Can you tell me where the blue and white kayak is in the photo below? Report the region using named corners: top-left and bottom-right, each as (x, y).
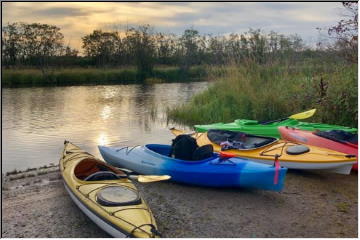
top-left (98, 144), bottom-right (287, 191)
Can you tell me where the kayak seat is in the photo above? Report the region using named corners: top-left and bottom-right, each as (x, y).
top-left (84, 171), bottom-right (121, 181)
top-left (192, 144), bottom-right (213, 161)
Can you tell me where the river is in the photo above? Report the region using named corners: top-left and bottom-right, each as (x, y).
top-left (2, 82), bottom-right (208, 172)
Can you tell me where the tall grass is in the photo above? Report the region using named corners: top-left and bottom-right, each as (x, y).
top-left (168, 61), bottom-right (358, 128)
top-left (2, 66), bottom-right (210, 87)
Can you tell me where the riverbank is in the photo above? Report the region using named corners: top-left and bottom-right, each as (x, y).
top-left (168, 62), bottom-right (358, 128)
top-left (2, 166), bottom-right (357, 237)
top-left (2, 66), bottom-right (209, 87)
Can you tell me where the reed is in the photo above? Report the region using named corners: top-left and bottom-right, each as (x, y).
top-left (168, 61), bottom-right (358, 128)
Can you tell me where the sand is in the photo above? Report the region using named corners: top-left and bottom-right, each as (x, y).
top-left (1, 167), bottom-right (358, 238)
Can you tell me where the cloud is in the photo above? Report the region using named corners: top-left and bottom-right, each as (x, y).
top-left (32, 7), bottom-right (92, 18)
top-left (2, 2), bottom-right (344, 49)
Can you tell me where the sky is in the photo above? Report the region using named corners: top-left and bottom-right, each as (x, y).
top-left (2, 2), bottom-right (345, 51)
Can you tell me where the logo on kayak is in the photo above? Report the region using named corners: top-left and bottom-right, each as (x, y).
top-left (289, 132), bottom-right (308, 142)
top-left (141, 160), bottom-right (156, 166)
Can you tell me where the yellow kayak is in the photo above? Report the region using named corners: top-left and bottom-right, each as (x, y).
top-left (170, 128), bottom-right (356, 175)
top-left (60, 141), bottom-right (160, 238)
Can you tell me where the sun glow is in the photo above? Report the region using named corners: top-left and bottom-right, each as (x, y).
top-left (97, 132), bottom-right (110, 146)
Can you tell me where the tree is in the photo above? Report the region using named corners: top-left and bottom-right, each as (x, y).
top-left (82, 30), bottom-right (122, 66)
top-left (2, 23), bottom-right (21, 65)
top-left (125, 25), bottom-right (156, 78)
top-left (155, 33), bottom-right (177, 64)
top-left (2, 22), bottom-right (64, 70)
top-left (180, 29), bottom-right (201, 71)
top-left (328, 2), bottom-right (358, 63)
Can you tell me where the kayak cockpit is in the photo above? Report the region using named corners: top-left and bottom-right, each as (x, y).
top-left (314, 130), bottom-right (358, 145)
top-left (74, 158), bottom-right (127, 181)
top-left (145, 144), bottom-right (217, 163)
top-left (207, 129), bottom-right (278, 150)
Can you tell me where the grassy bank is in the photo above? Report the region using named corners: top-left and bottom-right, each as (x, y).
top-left (168, 62), bottom-right (358, 128)
top-left (2, 66), bottom-right (209, 87)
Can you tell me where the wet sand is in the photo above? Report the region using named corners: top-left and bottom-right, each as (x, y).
top-left (2, 167), bottom-right (358, 238)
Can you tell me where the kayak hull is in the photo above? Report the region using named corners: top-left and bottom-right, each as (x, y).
top-left (170, 128), bottom-right (356, 175)
top-left (279, 127), bottom-right (358, 171)
top-left (99, 144), bottom-right (287, 191)
top-left (63, 183), bottom-right (127, 238)
top-left (60, 141), bottom-right (159, 238)
top-left (194, 118), bottom-right (357, 138)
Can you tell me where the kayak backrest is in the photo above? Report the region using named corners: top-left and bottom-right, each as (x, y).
top-left (84, 171), bottom-right (121, 181)
top-left (192, 144), bottom-right (214, 161)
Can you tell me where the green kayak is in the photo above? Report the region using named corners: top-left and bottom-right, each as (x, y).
top-left (194, 118), bottom-right (358, 138)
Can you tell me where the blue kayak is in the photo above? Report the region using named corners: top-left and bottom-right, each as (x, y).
top-left (98, 144), bottom-right (287, 191)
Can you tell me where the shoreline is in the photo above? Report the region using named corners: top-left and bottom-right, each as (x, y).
top-left (2, 66), bottom-right (208, 88)
top-left (2, 166), bottom-right (358, 237)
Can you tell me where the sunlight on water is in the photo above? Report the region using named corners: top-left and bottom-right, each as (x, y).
top-left (97, 132), bottom-right (110, 146)
top-left (100, 105), bottom-right (112, 120)
top-left (2, 82), bottom-right (208, 172)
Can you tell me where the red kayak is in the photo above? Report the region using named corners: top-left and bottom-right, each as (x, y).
top-left (279, 126), bottom-right (358, 171)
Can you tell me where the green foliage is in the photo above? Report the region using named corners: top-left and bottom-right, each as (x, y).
top-left (168, 62), bottom-right (358, 128)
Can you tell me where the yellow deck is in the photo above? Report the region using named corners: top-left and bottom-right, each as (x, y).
top-left (59, 142), bottom-right (158, 238)
top-left (170, 128), bottom-right (356, 164)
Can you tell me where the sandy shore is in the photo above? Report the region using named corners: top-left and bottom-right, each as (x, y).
top-left (2, 167), bottom-right (358, 238)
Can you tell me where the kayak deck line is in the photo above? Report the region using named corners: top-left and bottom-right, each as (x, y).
top-left (258, 141), bottom-right (356, 163)
top-left (75, 183), bottom-right (157, 237)
top-left (62, 172), bottom-right (158, 238)
top-left (60, 141), bottom-right (160, 238)
top-left (63, 183), bottom-right (128, 238)
top-left (99, 144), bottom-right (288, 191)
top-left (170, 128), bottom-right (356, 174)
top-left (278, 126), bottom-right (358, 171)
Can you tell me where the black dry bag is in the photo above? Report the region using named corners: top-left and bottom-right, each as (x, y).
top-left (170, 134), bottom-right (198, 160)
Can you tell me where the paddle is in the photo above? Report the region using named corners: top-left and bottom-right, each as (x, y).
top-left (130, 175), bottom-right (171, 183)
top-left (117, 168), bottom-right (171, 183)
top-left (260, 109), bottom-right (316, 125)
top-left (289, 109), bottom-right (316, 120)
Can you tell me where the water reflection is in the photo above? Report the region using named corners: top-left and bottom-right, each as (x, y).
top-left (100, 105), bottom-right (112, 120)
top-left (97, 132), bottom-right (110, 146)
top-left (2, 82), bottom-right (208, 172)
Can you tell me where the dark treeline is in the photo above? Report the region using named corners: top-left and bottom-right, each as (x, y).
top-left (2, 23), bottom-right (309, 68)
top-left (2, 2), bottom-right (357, 79)
top-left (1, 23), bottom-right (337, 75)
